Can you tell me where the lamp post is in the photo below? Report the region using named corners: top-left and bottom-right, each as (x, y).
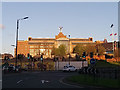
top-left (110, 24), bottom-right (114, 56)
top-left (68, 35), bottom-right (70, 65)
top-left (11, 45), bottom-right (15, 47)
top-left (15, 16), bottom-right (28, 66)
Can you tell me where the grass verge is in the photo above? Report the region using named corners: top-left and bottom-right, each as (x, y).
top-left (66, 74), bottom-right (120, 88)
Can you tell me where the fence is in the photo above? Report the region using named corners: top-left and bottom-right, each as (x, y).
top-left (96, 67), bottom-right (120, 79)
top-left (4, 61), bottom-right (88, 71)
top-left (7, 61), bottom-right (55, 71)
top-left (80, 67), bottom-right (120, 79)
top-left (55, 61), bottom-right (88, 70)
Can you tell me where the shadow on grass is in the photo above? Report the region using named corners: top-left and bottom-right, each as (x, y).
top-left (66, 74), bottom-right (120, 88)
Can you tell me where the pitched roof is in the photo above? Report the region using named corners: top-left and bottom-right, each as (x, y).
top-left (55, 32), bottom-right (67, 39)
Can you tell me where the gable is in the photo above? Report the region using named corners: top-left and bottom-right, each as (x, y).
top-left (55, 32), bottom-right (68, 40)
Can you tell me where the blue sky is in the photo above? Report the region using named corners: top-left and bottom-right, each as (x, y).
top-left (2, 2), bottom-right (118, 55)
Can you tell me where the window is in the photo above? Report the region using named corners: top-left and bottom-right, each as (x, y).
top-left (64, 66), bottom-right (68, 69)
top-left (45, 49), bottom-right (48, 55)
top-left (40, 46), bottom-right (44, 48)
top-left (35, 46), bottom-right (39, 48)
top-left (28, 37), bottom-right (32, 41)
top-left (30, 49), bottom-right (34, 55)
top-left (49, 46), bottom-right (53, 48)
top-left (49, 49), bottom-right (52, 55)
top-left (40, 49), bottom-right (45, 53)
top-left (30, 46), bottom-right (34, 48)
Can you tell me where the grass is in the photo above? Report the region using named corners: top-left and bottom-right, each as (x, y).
top-left (89, 60), bottom-right (120, 68)
top-left (110, 61), bottom-right (120, 66)
top-left (66, 74), bottom-right (120, 88)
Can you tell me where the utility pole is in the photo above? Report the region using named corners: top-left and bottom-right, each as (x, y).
top-left (110, 24), bottom-right (114, 57)
top-left (68, 35), bottom-right (70, 65)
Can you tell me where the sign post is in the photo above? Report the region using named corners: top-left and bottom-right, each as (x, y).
top-left (90, 58), bottom-right (97, 79)
top-left (41, 55), bottom-right (43, 64)
top-left (27, 53), bottom-right (30, 60)
top-left (90, 58), bottom-right (96, 65)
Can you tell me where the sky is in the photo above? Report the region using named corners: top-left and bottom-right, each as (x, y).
top-left (1, 2), bottom-right (118, 55)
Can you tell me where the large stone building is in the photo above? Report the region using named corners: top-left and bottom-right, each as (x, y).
top-left (15, 31), bottom-right (94, 58)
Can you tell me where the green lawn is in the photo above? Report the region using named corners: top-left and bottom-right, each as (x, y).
top-left (90, 60), bottom-right (120, 68)
top-left (66, 74), bottom-right (120, 88)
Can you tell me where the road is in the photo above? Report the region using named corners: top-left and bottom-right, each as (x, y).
top-left (2, 70), bottom-right (83, 88)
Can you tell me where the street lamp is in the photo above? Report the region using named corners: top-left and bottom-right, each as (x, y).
top-left (68, 35), bottom-right (70, 65)
top-left (11, 45), bottom-right (15, 47)
top-left (15, 16), bottom-right (28, 66)
top-left (110, 24), bottom-right (114, 56)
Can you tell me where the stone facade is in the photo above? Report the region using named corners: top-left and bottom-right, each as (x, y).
top-left (15, 31), bottom-right (94, 58)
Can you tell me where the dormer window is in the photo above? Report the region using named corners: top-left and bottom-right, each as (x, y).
top-left (28, 37), bottom-right (32, 41)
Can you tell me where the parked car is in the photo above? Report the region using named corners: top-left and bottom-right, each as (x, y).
top-left (63, 65), bottom-right (77, 72)
top-left (2, 64), bottom-right (22, 73)
top-left (2, 62), bottom-right (9, 73)
top-left (15, 65), bottom-right (22, 72)
top-left (2, 65), bottom-right (9, 73)
top-left (8, 64), bottom-right (16, 72)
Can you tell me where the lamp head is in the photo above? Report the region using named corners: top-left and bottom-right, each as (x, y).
top-left (23, 17), bottom-right (29, 19)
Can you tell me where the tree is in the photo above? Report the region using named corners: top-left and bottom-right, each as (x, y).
top-left (97, 45), bottom-right (105, 56)
top-left (58, 44), bottom-right (66, 57)
top-left (51, 46), bottom-right (59, 56)
top-left (55, 48), bottom-right (60, 56)
top-left (85, 44), bottom-right (96, 56)
top-left (51, 44), bottom-right (67, 58)
top-left (73, 44), bottom-right (80, 54)
top-left (73, 44), bottom-right (89, 57)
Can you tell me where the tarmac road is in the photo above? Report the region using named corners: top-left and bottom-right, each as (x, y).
top-left (2, 70), bottom-right (83, 88)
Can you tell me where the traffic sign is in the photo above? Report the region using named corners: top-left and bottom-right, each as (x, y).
top-left (90, 58), bottom-right (96, 65)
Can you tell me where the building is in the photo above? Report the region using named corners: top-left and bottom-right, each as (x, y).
top-left (95, 39), bottom-right (119, 54)
top-left (2, 53), bottom-right (13, 59)
top-left (15, 30), bottom-right (94, 58)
